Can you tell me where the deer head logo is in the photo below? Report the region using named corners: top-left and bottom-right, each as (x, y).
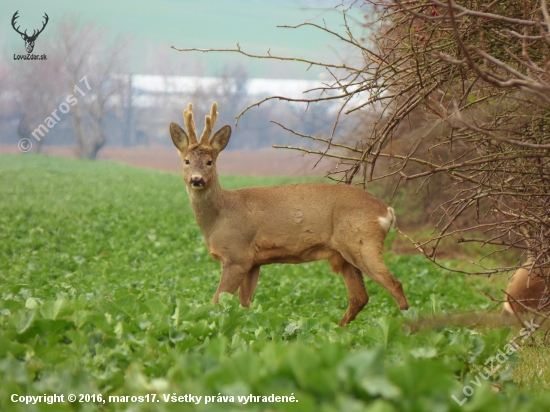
top-left (11, 11), bottom-right (49, 54)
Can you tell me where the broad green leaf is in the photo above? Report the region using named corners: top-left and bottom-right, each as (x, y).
top-left (40, 298), bottom-right (66, 320)
top-left (25, 297), bottom-right (39, 309)
top-left (17, 310), bottom-right (35, 334)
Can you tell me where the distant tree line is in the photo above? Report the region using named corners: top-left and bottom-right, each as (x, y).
top-left (0, 19), bottom-right (335, 158)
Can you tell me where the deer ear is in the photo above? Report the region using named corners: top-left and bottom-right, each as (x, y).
top-left (210, 125), bottom-right (231, 154)
top-left (170, 122), bottom-right (189, 153)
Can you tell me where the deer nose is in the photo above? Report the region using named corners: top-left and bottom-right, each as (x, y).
top-left (190, 175), bottom-right (205, 188)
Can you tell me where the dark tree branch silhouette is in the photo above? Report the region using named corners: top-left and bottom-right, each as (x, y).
top-left (174, 0), bottom-right (550, 282)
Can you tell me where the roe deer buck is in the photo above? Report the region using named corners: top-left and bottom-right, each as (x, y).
top-left (169, 102), bottom-right (409, 326)
top-left (502, 259), bottom-right (549, 316)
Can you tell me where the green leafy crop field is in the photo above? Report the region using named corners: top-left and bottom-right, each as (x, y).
top-left (0, 154), bottom-right (548, 411)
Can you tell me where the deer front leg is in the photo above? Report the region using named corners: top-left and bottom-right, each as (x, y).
top-left (238, 266), bottom-right (261, 308)
top-left (212, 263), bottom-right (249, 304)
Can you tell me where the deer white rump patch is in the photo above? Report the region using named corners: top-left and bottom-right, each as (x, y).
top-left (378, 207), bottom-right (396, 232)
top-left (502, 301), bottom-right (513, 315)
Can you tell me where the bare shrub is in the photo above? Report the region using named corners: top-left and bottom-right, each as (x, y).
top-left (174, 0), bottom-right (550, 279)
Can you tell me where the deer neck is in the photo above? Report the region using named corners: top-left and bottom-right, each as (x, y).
top-left (187, 177), bottom-right (225, 234)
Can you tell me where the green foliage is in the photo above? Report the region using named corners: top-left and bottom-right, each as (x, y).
top-left (0, 154), bottom-right (548, 411)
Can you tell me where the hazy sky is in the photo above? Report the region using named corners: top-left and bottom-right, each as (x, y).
top-left (0, 0), bottom-right (364, 79)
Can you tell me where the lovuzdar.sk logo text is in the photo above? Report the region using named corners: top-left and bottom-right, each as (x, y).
top-left (12, 10), bottom-right (48, 60)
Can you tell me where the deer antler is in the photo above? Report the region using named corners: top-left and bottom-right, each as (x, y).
top-left (209, 102), bottom-right (218, 130)
top-left (11, 11), bottom-right (26, 37)
top-left (11, 11), bottom-right (48, 40)
top-left (28, 13), bottom-right (49, 41)
top-left (183, 102), bottom-right (219, 145)
top-left (201, 102), bottom-right (218, 144)
top-left (199, 102), bottom-right (219, 144)
top-left (183, 103), bottom-right (198, 145)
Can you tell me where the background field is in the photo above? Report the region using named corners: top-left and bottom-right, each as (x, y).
top-left (1, 154), bottom-right (549, 411)
top-left (0, 145), bottom-right (335, 176)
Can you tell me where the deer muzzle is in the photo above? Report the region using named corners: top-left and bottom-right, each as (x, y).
top-left (190, 176), bottom-right (206, 189)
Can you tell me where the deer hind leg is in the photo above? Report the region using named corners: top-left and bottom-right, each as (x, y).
top-left (238, 265), bottom-right (260, 308)
top-left (339, 261), bottom-right (369, 326)
top-left (342, 241), bottom-right (408, 311)
top-left (212, 263), bottom-right (250, 304)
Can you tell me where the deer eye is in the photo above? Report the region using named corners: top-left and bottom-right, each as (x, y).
top-left (184, 159), bottom-right (190, 165)
top-left (206, 161), bottom-right (213, 166)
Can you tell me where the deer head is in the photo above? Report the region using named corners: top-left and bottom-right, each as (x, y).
top-left (11, 11), bottom-right (49, 54)
top-left (169, 102), bottom-right (231, 190)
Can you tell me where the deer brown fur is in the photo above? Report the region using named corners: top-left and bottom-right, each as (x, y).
top-left (169, 102), bottom-right (409, 326)
top-left (502, 260), bottom-right (549, 316)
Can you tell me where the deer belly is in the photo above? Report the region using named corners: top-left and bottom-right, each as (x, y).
top-left (252, 233), bottom-right (333, 265)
